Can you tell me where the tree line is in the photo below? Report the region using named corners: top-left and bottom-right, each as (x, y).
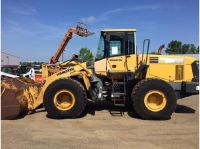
top-left (165, 40), bottom-right (199, 54)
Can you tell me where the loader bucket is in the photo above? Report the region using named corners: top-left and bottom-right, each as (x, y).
top-left (1, 77), bottom-right (41, 119)
top-left (1, 87), bottom-right (21, 119)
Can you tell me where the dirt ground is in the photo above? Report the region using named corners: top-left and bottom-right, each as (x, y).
top-left (1, 95), bottom-right (199, 149)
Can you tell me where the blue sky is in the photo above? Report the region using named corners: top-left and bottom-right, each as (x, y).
top-left (2, 0), bottom-right (199, 62)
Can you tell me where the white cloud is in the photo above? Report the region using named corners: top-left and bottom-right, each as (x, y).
top-left (9, 3), bottom-right (37, 15)
top-left (81, 16), bottom-right (97, 24)
top-left (81, 4), bottom-right (182, 25)
top-left (4, 20), bottom-right (66, 39)
top-left (102, 8), bottom-right (124, 15)
top-left (80, 5), bottom-right (160, 24)
top-left (101, 4), bottom-right (162, 16)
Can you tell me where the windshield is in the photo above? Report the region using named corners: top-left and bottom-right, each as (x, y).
top-left (95, 34), bottom-right (105, 60)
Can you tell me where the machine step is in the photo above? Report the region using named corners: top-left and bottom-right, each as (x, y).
top-left (112, 92), bottom-right (126, 96)
top-left (109, 110), bottom-right (124, 116)
top-left (112, 98), bottom-right (126, 106)
top-left (112, 82), bottom-right (124, 84)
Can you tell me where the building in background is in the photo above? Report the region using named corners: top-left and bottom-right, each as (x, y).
top-left (1, 51), bottom-right (20, 66)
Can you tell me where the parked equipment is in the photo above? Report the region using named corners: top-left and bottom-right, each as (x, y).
top-left (1, 23), bottom-right (199, 120)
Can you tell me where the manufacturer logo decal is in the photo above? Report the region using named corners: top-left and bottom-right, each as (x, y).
top-left (57, 67), bottom-right (74, 76)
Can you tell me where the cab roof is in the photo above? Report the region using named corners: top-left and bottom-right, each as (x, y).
top-left (101, 29), bottom-right (136, 32)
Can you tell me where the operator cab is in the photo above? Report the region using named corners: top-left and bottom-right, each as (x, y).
top-left (95, 29), bottom-right (137, 75)
top-left (95, 29), bottom-right (137, 61)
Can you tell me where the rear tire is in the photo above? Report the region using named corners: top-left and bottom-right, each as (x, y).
top-left (44, 78), bottom-right (86, 119)
top-left (131, 78), bottom-right (177, 120)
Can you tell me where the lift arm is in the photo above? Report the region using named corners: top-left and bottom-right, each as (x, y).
top-left (50, 23), bottom-right (93, 64)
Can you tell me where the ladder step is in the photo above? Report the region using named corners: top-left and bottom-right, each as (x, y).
top-left (114, 104), bottom-right (126, 107)
top-left (112, 93), bottom-right (126, 95)
top-left (109, 110), bottom-right (124, 116)
top-left (113, 82), bottom-right (124, 85)
top-left (112, 98), bottom-right (125, 101)
top-left (112, 98), bottom-right (126, 106)
top-left (113, 81), bottom-right (124, 83)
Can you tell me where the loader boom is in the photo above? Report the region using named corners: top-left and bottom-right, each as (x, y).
top-left (50, 22), bottom-right (93, 64)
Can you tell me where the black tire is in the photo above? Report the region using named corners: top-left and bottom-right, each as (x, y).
top-left (131, 78), bottom-right (177, 120)
top-left (44, 78), bottom-right (87, 119)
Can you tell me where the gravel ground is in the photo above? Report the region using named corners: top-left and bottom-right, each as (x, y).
top-left (1, 95), bottom-right (199, 149)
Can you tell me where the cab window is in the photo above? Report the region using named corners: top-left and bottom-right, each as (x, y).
top-left (95, 31), bottom-right (135, 60)
top-left (126, 33), bottom-right (135, 54)
top-left (108, 32), bottom-right (124, 57)
top-left (95, 35), bottom-right (105, 60)
top-left (109, 41), bottom-right (122, 56)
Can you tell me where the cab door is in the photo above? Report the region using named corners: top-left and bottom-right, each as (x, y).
top-left (107, 32), bottom-right (136, 72)
top-left (107, 33), bottom-right (127, 72)
top-left (107, 56), bottom-right (127, 72)
top-left (95, 31), bottom-right (137, 75)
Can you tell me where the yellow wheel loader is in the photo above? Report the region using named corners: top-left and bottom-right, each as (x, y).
top-left (2, 23), bottom-right (199, 120)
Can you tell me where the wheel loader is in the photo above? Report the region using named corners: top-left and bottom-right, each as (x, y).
top-left (2, 22), bottom-right (199, 120)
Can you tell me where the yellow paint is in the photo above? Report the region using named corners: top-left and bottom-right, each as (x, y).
top-left (107, 56), bottom-right (127, 72)
top-left (101, 29), bottom-right (136, 32)
top-left (184, 65), bottom-right (193, 81)
top-left (147, 64), bottom-right (177, 81)
top-left (32, 61), bottom-right (92, 109)
top-left (16, 85), bottom-right (41, 111)
top-left (144, 54), bottom-right (196, 82)
top-left (144, 90), bottom-right (167, 112)
top-left (126, 55), bottom-right (138, 71)
top-left (42, 64), bottom-right (49, 79)
top-left (95, 55), bottom-right (138, 78)
top-left (53, 89), bottom-right (75, 111)
top-left (94, 54), bottom-right (196, 82)
top-left (95, 59), bottom-right (107, 76)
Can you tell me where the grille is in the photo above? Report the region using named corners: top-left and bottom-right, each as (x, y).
top-left (175, 65), bottom-right (184, 80)
top-left (149, 57), bottom-right (158, 63)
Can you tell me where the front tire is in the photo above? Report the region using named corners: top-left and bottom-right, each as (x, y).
top-left (131, 78), bottom-right (177, 120)
top-left (44, 78), bottom-right (86, 119)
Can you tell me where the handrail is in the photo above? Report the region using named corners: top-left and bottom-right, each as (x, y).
top-left (142, 39), bottom-right (150, 64)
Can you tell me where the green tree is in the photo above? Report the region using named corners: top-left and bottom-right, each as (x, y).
top-left (166, 40), bottom-right (199, 54)
top-left (189, 44), bottom-right (199, 54)
top-left (78, 48), bottom-right (94, 62)
top-left (165, 40), bottom-right (182, 54)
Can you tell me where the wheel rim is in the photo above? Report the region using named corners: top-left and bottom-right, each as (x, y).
top-left (144, 90), bottom-right (167, 112)
top-left (53, 89), bottom-right (75, 111)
